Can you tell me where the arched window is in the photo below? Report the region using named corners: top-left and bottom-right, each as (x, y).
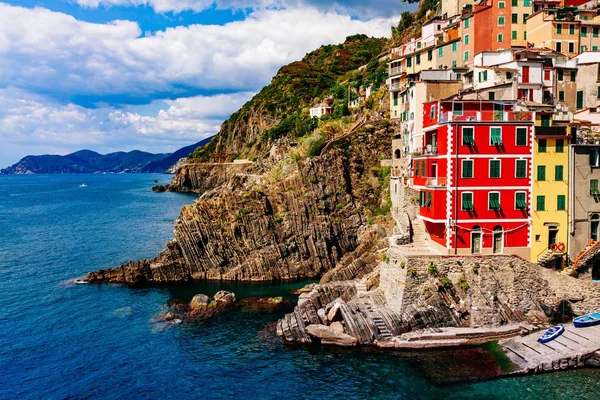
top-left (471, 225), bottom-right (482, 254)
top-left (493, 226), bottom-right (503, 254)
top-left (395, 149), bottom-right (401, 159)
top-left (591, 214), bottom-right (600, 242)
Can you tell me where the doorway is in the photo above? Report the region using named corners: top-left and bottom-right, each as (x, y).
top-left (431, 163), bottom-right (438, 185)
top-left (493, 226), bottom-right (503, 254)
top-left (471, 226), bottom-right (482, 254)
top-left (548, 227), bottom-right (558, 249)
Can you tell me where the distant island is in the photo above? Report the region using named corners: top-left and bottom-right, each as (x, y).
top-left (1, 137), bottom-right (211, 175)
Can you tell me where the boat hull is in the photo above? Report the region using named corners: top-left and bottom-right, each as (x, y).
top-left (573, 312), bottom-right (600, 328)
top-left (538, 325), bottom-right (565, 343)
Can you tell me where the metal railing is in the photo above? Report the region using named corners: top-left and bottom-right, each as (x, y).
top-left (425, 177), bottom-right (447, 187)
top-left (438, 111), bottom-right (534, 123)
top-left (389, 67), bottom-right (404, 77)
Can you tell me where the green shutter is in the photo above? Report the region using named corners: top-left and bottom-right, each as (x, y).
top-left (483, 70), bottom-right (488, 81)
top-left (462, 127), bottom-right (474, 145)
top-left (452, 42), bottom-right (457, 52)
top-left (512, 0), bottom-right (517, 6)
top-left (597, 87), bottom-right (600, 99)
top-left (571, 71), bottom-right (576, 81)
top-left (426, 191), bottom-right (432, 207)
top-left (559, 91), bottom-right (565, 101)
top-left (422, 161), bottom-right (426, 177)
top-left (462, 193), bottom-right (474, 210)
top-left (415, 161), bottom-right (419, 176)
top-left (524, 0), bottom-right (530, 6)
top-left (582, 27), bottom-right (588, 37)
top-left (489, 192), bottom-right (501, 210)
top-left (465, 18), bottom-right (470, 28)
top-left (556, 139), bottom-right (564, 153)
top-left (591, 179), bottom-right (599, 195)
top-left (577, 91), bottom-right (584, 109)
top-left (512, 31), bottom-right (517, 40)
top-left (537, 196), bottom-right (546, 211)
top-left (516, 192), bottom-right (527, 209)
top-left (491, 127), bottom-right (502, 145)
top-left (557, 195), bottom-right (566, 211)
top-left (516, 160), bottom-right (527, 178)
top-left (523, 14), bottom-right (529, 24)
top-left (570, 24), bottom-right (575, 35)
top-left (463, 160), bottom-right (473, 178)
top-left (517, 128), bottom-right (528, 146)
top-left (555, 165), bottom-right (564, 181)
top-left (420, 191), bottom-right (425, 206)
top-left (490, 160), bottom-right (501, 178)
top-left (539, 139), bottom-right (547, 152)
top-left (512, 13), bottom-right (518, 23)
top-left (557, 24), bottom-right (562, 34)
top-left (537, 165), bottom-right (546, 181)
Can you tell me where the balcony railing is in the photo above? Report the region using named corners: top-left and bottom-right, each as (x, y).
top-left (390, 82), bottom-right (405, 92)
top-left (438, 111), bottom-right (534, 124)
top-left (535, 126), bottom-right (568, 136)
top-left (425, 177), bottom-right (447, 188)
top-left (389, 66), bottom-right (404, 77)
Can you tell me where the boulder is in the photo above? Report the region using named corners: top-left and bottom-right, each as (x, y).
top-left (306, 324), bottom-right (357, 347)
top-left (327, 301), bottom-right (343, 322)
top-left (189, 294), bottom-right (211, 310)
top-left (237, 297), bottom-right (291, 311)
top-left (317, 308), bottom-right (328, 325)
top-left (214, 291), bottom-right (236, 304)
top-left (330, 321), bottom-right (345, 333)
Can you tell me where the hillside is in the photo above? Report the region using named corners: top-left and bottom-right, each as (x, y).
top-left (141, 137), bottom-right (213, 173)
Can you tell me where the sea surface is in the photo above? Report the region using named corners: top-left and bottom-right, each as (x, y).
top-left (1, 174), bottom-right (599, 400)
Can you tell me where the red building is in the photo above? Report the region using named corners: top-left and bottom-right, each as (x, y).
top-left (410, 100), bottom-right (533, 258)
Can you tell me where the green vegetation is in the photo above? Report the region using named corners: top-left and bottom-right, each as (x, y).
top-left (407, 268), bottom-right (418, 278)
top-left (400, 261), bottom-right (406, 269)
top-left (438, 276), bottom-right (453, 290)
top-left (273, 214), bottom-right (283, 223)
top-left (457, 276), bottom-right (470, 290)
top-left (472, 263), bottom-right (480, 274)
top-left (380, 253), bottom-right (390, 263)
top-left (307, 133), bottom-right (327, 158)
top-left (427, 263), bottom-right (438, 276)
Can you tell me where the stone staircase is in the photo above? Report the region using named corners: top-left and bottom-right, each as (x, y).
top-left (390, 217), bottom-right (438, 256)
top-left (356, 280), bottom-right (368, 297)
top-left (537, 250), bottom-right (561, 268)
top-left (364, 304), bottom-right (393, 340)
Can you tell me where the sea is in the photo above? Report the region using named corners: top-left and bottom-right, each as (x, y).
top-left (1, 173), bottom-right (599, 400)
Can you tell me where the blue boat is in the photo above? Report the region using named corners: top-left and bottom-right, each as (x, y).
top-left (573, 312), bottom-right (600, 328)
top-left (538, 324), bottom-right (565, 343)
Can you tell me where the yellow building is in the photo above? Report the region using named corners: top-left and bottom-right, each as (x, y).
top-left (511, 0), bottom-right (532, 48)
top-left (526, 9), bottom-right (580, 58)
top-left (531, 111), bottom-right (571, 268)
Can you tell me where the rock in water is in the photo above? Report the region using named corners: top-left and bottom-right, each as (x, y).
top-left (189, 294), bottom-right (211, 311)
top-left (306, 324), bottom-right (357, 347)
top-left (327, 301), bottom-right (343, 322)
top-left (330, 321), bottom-right (345, 333)
top-left (214, 291), bottom-right (236, 304)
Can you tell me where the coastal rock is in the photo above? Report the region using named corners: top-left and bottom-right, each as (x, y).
top-left (317, 308), bottom-right (328, 325)
top-left (327, 301), bottom-right (343, 322)
top-left (237, 297), bottom-right (291, 312)
top-left (306, 324), bottom-right (357, 347)
top-left (189, 294), bottom-right (211, 310)
top-left (214, 291), bottom-right (236, 304)
top-left (330, 321), bottom-right (345, 333)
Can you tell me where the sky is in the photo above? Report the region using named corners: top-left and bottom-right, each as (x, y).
top-left (0, 1), bottom-right (414, 166)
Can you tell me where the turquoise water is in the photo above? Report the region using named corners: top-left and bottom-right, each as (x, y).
top-left (1, 174), bottom-right (599, 399)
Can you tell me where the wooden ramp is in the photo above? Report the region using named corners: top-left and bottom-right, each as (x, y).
top-left (500, 323), bottom-right (600, 374)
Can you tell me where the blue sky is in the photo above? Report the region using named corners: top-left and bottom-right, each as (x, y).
top-left (0, 0), bottom-right (413, 166)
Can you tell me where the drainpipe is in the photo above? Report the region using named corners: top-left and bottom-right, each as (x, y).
top-left (567, 139), bottom-right (571, 266)
top-left (455, 120), bottom-right (459, 255)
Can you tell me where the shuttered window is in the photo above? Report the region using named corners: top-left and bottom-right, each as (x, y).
top-left (591, 179), bottom-right (600, 195)
top-left (516, 160), bottom-right (527, 178)
top-left (516, 127), bottom-right (528, 146)
top-left (539, 139), bottom-right (547, 152)
top-left (516, 192), bottom-right (527, 210)
top-left (490, 160), bottom-right (501, 178)
top-left (425, 192), bottom-right (432, 207)
top-left (557, 195), bottom-right (566, 211)
top-left (537, 165), bottom-right (546, 181)
top-left (462, 192), bottom-right (474, 211)
top-left (489, 192), bottom-right (501, 210)
top-left (556, 139), bottom-right (564, 152)
top-left (537, 196), bottom-right (546, 211)
top-left (462, 160), bottom-right (474, 178)
top-left (555, 165), bottom-right (564, 181)
top-left (490, 127), bottom-right (502, 145)
top-left (462, 127), bottom-right (474, 145)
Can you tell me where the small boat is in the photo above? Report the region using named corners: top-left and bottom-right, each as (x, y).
top-left (79, 183), bottom-right (88, 188)
top-left (538, 324), bottom-right (565, 343)
top-left (74, 279), bottom-right (88, 285)
top-left (573, 312), bottom-right (600, 328)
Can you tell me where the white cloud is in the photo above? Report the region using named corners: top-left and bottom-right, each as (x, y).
top-left (0, 3), bottom-right (397, 103)
top-left (0, 88), bottom-right (253, 166)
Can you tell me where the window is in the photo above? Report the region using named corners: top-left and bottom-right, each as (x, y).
top-left (471, 226), bottom-right (482, 254)
top-left (465, 35), bottom-right (469, 45)
top-left (556, 42), bottom-right (562, 53)
top-left (462, 127), bottom-right (474, 146)
top-left (569, 42), bottom-right (575, 53)
top-left (499, 1), bottom-right (505, 8)
top-left (539, 139), bottom-right (547, 153)
top-left (595, 27), bottom-right (599, 37)
top-left (556, 139), bottom-right (564, 153)
top-left (452, 60), bottom-right (457, 68)
top-left (590, 149), bottom-right (600, 167)
top-left (577, 90), bottom-right (584, 109)
top-left (524, 31), bottom-right (527, 40)
top-left (559, 91), bottom-right (565, 101)
top-left (430, 105), bottom-right (436, 119)
top-left (419, 191), bottom-right (425, 206)
top-left (557, 24), bottom-right (562, 35)
top-left (498, 17), bottom-right (505, 26)
top-left (582, 46), bottom-right (586, 53)
top-left (555, 165), bottom-right (564, 181)
top-left (557, 195), bottom-right (566, 211)
top-left (558, 70), bottom-right (563, 81)
top-left (464, 18), bottom-right (470, 29)
top-left (489, 91), bottom-right (495, 100)
top-left (537, 165), bottom-right (546, 181)
top-left (393, 93), bottom-right (398, 106)
top-left (582, 27), bottom-right (588, 37)
top-left (453, 103), bottom-right (463, 116)
top-left (452, 42), bottom-right (457, 52)
top-left (512, 31), bottom-right (517, 40)
top-left (490, 160), bottom-right (501, 178)
top-left (415, 160), bottom-right (419, 176)
top-left (416, 54), bottom-right (421, 65)
top-left (544, 70), bottom-right (550, 81)
top-left (464, 51), bottom-right (469, 61)
top-left (516, 192), bottom-right (527, 210)
top-left (407, 57), bottom-right (412, 67)
top-left (462, 159), bottom-right (474, 178)
top-left (428, 49), bottom-right (433, 61)
top-left (592, 214), bottom-right (600, 242)
top-left (512, 14), bottom-right (518, 24)
top-left (523, 14), bottom-right (529, 24)
top-left (570, 24), bottom-right (575, 35)
top-left (438, 47), bottom-right (443, 56)
top-left (489, 192), bottom-right (501, 210)
top-left (490, 127), bottom-right (502, 145)
top-left (597, 87), bottom-right (600, 99)
top-left (537, 196), bottom-right (546, 211)
top-left (507, 72), bottom-right (513, 79)
top-left (524, 0), bottom-right (530, 6)
top-left (425, 192), bottom-right (432, 207)
top-left (516, 127), bottom-right (528, 146)
top-left (462, 192), bottom-right (474, 211)
top-left (512, 0), bottom-right (517, 5)
top-left (498, 34), bottom-right (503, 43)
top-left (417, 42), bottom-right (422, 49)
top-left (422, 160), bottom-right (425, 176)
top-left (591, 179), bottom-right (600, 195)
top-left (516, 160), bottom-right (527, 178)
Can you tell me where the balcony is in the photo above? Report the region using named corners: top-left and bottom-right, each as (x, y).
top-left (389, 66), bottom-right (404, 77)
top-left (438, 111), bottom-right (534, 124)
top-left (390, 82), bottom-right (405, 92)
top-left (425, 177), bottom-right (447, 188)
top-left (535, 126), bottom-right (568, 136)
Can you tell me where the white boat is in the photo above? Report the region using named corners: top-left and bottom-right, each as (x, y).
top-left (79, 184), bottom-right (88, 188)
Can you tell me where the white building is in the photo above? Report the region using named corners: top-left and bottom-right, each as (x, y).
top-left (309, 106), bottom-right (331, 119)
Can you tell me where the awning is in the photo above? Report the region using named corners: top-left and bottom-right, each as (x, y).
top-left (491, 130), bottom-right (502, 145)
top-left (516, 198), bottom-right (527, 209)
